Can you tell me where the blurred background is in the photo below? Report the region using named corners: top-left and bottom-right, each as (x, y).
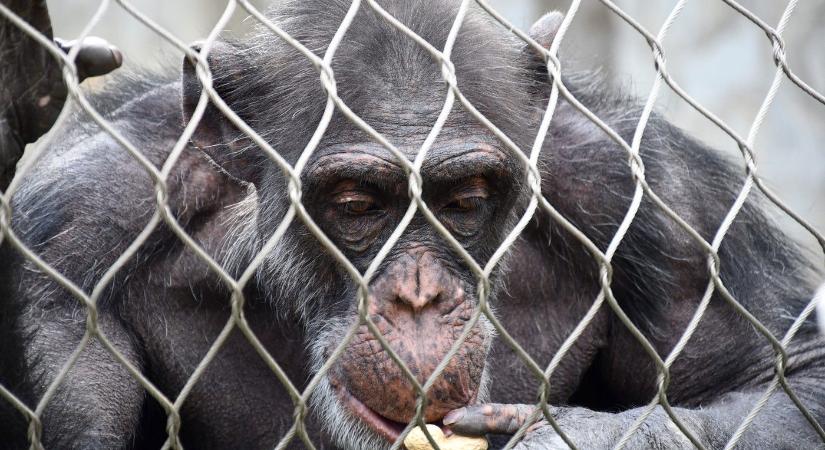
top-left (46, 0), bottom-right (825, 245)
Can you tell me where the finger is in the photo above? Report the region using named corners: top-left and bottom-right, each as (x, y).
top-left (443, 403), bottom-right (537, 436)
top-left (55, 37), bottom-right (123, 81)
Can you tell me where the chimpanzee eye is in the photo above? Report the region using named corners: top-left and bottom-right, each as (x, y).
top-left (443, 177), bottom-right (490, 213)
top-left (343, 199), bottom-right (377, 214)
top-left (334, 192), bottom-right (381, 215)
top-left (445, 196), bottom-right (485, 212)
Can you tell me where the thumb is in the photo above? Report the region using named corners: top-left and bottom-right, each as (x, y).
top-left (443, 403), bottom-right (538, 436)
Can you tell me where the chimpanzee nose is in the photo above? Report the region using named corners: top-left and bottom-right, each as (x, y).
top-left (350, 248), bottom-right (480, 424)
top-left (396, 280), bottom-right (441, 312)
top-left (396, 253), bottom-right (442, 312)
top-left (375, 249), bottom-right (450, 313)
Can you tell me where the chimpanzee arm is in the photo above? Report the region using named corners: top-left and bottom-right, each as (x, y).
top-left (0, 123), bottom-right (164, 447)
top-left (0, 176), bottom-right (149, 446)
top-left (446, 384), bottom-right (825, 449)
top-left (0, 265), bottom-right (147, 449)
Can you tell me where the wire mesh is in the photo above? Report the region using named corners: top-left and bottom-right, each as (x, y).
top-left (0, 0), bottom-right (824, 449)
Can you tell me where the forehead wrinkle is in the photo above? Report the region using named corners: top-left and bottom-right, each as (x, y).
top-left (304, 146), bottom-right (408, 189)
top-left (309, 144), bottom-right (409, 171)
top-left (421, 143), bottom-right (509, 181)
top-left (304, 140), bottom-right (509, 192)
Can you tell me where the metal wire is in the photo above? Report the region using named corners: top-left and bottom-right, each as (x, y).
top-left (0, 0), bottom-right (823, 449)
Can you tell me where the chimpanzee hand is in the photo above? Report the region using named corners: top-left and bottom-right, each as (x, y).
top-left (444, 404), bottom-right (701, 449)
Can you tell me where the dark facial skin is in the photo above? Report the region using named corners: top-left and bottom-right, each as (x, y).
top-left (279, 134), bottom-right (520, 440)
top-left (307, 142), bottom-right (511, 426)
top-left (2, 1), bottom-right (825, 450)
top-left (305, 141), bottom-right (513, 252)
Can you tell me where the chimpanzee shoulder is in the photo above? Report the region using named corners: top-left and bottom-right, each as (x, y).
top-left (7, 67), bottom-right (243, 299)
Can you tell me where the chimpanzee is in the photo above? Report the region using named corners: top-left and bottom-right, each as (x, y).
top-left (1, 1), bottom-right (824, 449)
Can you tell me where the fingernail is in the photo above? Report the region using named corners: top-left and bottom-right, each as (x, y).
top-left (110, 47), bottom-right (123, 68)
top-left (443, 408), bottom-right (465, 426)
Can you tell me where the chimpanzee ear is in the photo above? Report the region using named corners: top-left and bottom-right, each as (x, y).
top-left (522, 12), bottom-right (565, 88)
top-left (528, 11), bottom-right (565, 51)
top-left (181, 41), bottom-right (260, 184)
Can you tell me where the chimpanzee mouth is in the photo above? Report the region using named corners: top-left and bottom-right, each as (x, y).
top-left (331, 380), bottom-right (447, 443)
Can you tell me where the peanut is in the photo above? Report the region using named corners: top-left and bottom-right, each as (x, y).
top-left (403, 424), bottom-right (488, 450)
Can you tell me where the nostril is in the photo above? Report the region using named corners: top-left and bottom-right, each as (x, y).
top-left (416, 291), bottom-right (444, 311)
top-left (394, 291), bottom-right (441, 312)
top-left (387, 268), bottom-right (451, 311)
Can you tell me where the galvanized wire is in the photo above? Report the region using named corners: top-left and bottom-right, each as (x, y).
top-left (0, 0), bottom-right (824, 449)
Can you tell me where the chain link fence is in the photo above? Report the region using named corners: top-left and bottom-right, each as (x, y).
top-left (1, 0), bottom-right (824, 449)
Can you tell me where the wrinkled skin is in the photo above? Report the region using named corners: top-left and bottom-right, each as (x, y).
top-left (333, 247), bottom-right (485, 423)
top-left (1, 1), bottom-right (825, 449)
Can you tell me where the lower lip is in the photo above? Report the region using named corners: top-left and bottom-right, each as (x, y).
top-left (332, 382), bottom-right (451, 443)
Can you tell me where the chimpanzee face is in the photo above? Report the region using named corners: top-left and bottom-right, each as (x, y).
top-left (301, 132), bottom-right (521, 445)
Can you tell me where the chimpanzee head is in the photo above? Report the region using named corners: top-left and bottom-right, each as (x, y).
top-left (181, 0), bottom-right (560, 447)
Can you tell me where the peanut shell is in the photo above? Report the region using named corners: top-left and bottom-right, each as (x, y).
top-left (403, 424), bottom-right (488, 450)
